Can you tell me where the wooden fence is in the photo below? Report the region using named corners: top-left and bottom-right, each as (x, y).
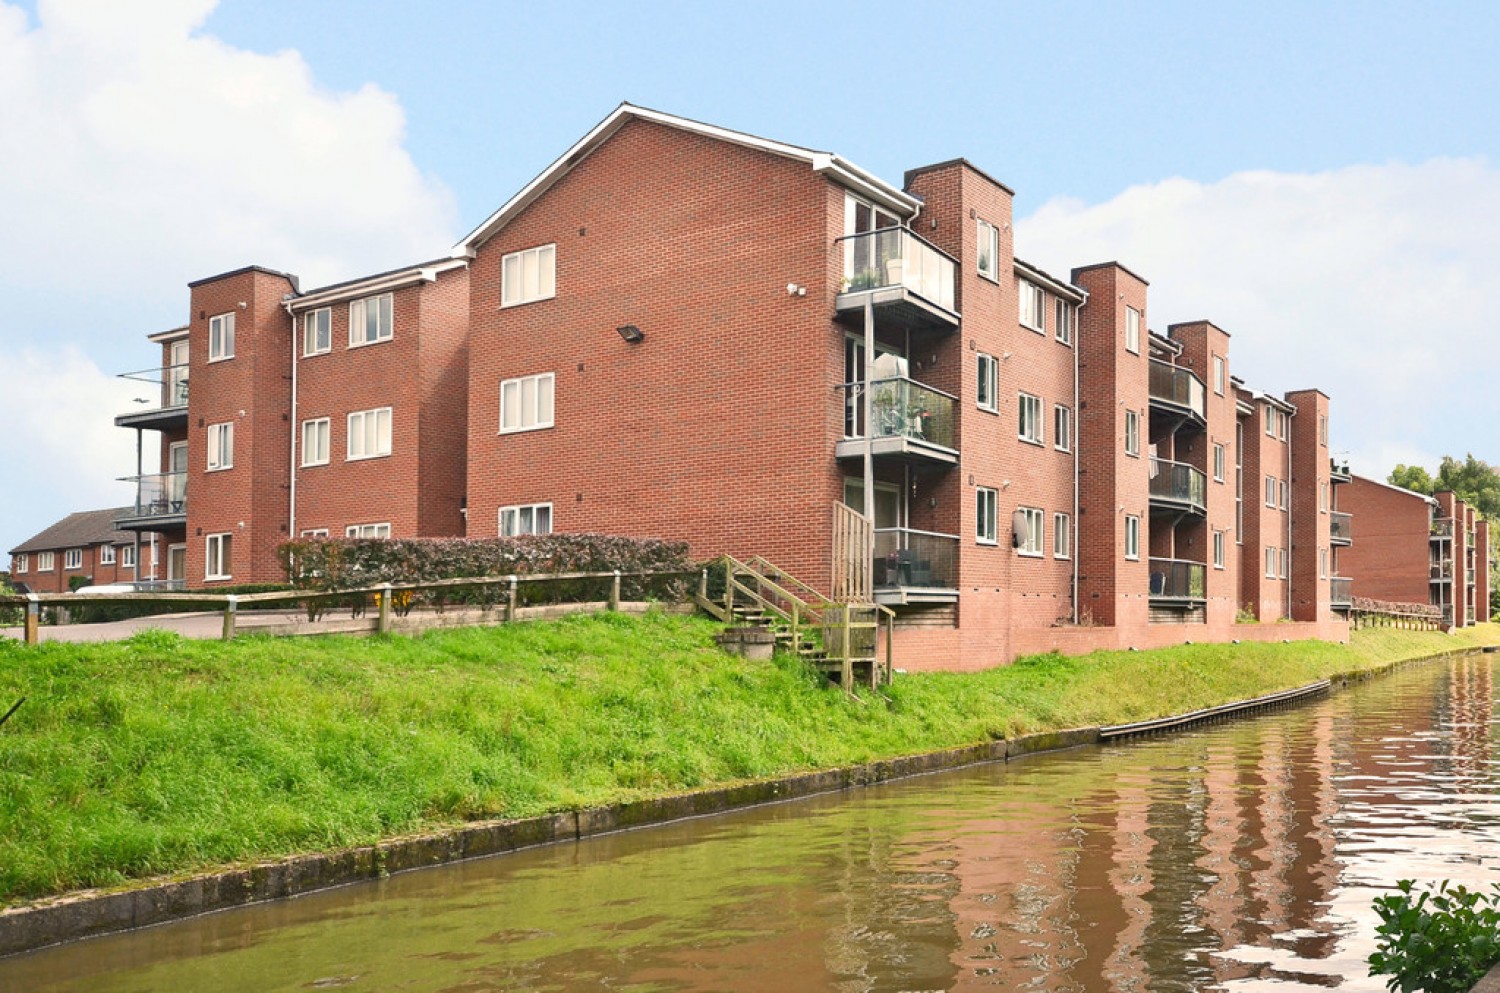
top-left (1348, 596), bottom-right (1447, 632)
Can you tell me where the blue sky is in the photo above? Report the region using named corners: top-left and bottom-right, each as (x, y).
top-left (2, 0), bottom-right (1498, 554)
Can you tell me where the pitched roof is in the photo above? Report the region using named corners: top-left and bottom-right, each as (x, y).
top-left (9, 508), bottom-right (135, 555)
top-left (453, 102), bottom-right (921, 256)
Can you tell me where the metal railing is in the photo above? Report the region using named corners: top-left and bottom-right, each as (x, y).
top-left (1330, 577), bottom-right (1353, 606)
top-left (837, 226), bottom-right (957, 313)
top-left (1431, 559), bottom-right (1453, 580)
top-left (1148, 360), bottom-right (1206, 419)
top-left (843, 377), bottom-right (957, 449)
top-left (1149, 458), bottom-right (1207, 512)
top-left (1149, 558), bottom-right (1206, 599)
top-left (1330, 511), bottom-right (1353, 543)
top-left (1431, 517), bottom-right (1454, 538)
top-left (119, 471), bottom-right (188, 519)
top-left (1330, 458), bottom-right (1352, 479)
top-left (120, 362), bottom-right (189, 411)
top-left (874, 528), bottom-right (960, 589)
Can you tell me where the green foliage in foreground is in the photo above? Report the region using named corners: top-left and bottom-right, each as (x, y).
top-left (1370, 880), bottom-right (1500, 993)
top-left (0, 614), bottom-right (1495, 905)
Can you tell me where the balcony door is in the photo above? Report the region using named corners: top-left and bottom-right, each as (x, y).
top-left (167, 442), bottom-right (188, 509)
top-left (843, 194), bottom-right (900, 286)
top-left (842, 477), bottom-right (903, 530)
top-left (167, 544), bottom-right (186, 584)
top-left (844, 334), bottom-right (908, 438)
top-left (168, 340), bottom-right (189, 407)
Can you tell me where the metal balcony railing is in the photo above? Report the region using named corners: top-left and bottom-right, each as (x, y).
top-left (1431, 517), bottom-right (1454, 538)
top-left (1148, 558), bottom-right (1206, 600)
top-left (1329, 458), bottom-right (1352, 480)
top-left (1330, 577), bottom-right (1353, 606)
top-left (837, 226), bottom-right (957, 313)
top-left (119, 471), bottom-right (188, 520)
top-left (1330, 511), bottom-right (1353, 543)
top-left (1431, 559), bottom-right (1454, 581)
top-left (1148, 360), bottom-right (1206, 420)
top-left (874, 528), bottom-right (959, 589)
top-left (120, 362), bottom-right (189, 412)
top-left (843, 377), bottom-right (957, 450)
top-left (1149, 458), bottom-right (1207, 513)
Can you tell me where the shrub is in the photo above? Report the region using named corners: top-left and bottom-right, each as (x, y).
top-left (1369, 879), bottom-right (1500, 993)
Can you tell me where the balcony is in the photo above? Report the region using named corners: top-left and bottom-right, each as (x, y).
top-left (1330, 511), bottom-right (1353, 545)
top-left (874, 528), bottom-right (959, 605)
top-left (115, 363), bottom-right (189, 431)
top-left (1431, 559), bottom-right (1453, 582)
top-left (1331, 577), bottom-right (1353, 607)
top-left (116, 471), bottom-right (187, 530)
top-left (1330, 458), bottom-right (1352, 482)
top-left (835, 227), bottom-right (959, 334)
top-left (837, 378), bottom-right (959, 467)
top-left (1148, 361), bottom-right (1206, 427)
top-left (1148, 458), bottom-right (1207, 517)
top-left (1149, 558), bottom-right (1206, 603)
top-left (1431, 517), bottom-right (1454, 540)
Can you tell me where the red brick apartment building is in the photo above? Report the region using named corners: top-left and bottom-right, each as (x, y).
top-left (16, 104), bottom-right (1389, 667)
top-left (7, 508), bottom-right (144, 594)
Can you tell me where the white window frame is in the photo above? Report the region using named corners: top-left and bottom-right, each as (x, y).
top-left (1213, 530), bottom-right (1225, 570)
top-left (1265, 546), bottom-right (1276, 578)
top-left (1320, 547), bottom-right (1328, 579)
top-left (1265, 404), bottom-right (1276, 437)
top-left (1018, 279), bottom-right (1045, 333)
top-left (976, 219), bottom-right (998, 282)
top-left (1054, 512), bottom-right (1071, 560)
top-left (1320, 481), bottom-right (1328, 513)
top-left (207, 421), bottom-right (234, 471)
top-left (14, 553), bottom-right (27, 574)
top-left (1018, 507), bottom-right (1044, 557)
top-left (37, 551), bottom-right (55, 572)
top-left (300, 528), bottom-right (330, 538)
top-left (348, 293), bottom-right (393, 348)
top-left (205, 533), bottom-right (232, 581)
top-left (301, 417), bottom-right (331, 467)
top-left (1280, 480), bottom-right (1289, 510)
top-left (208, 312), bottom-right (235, 362)
top-left (501, 244), bottom-right (557, 308)
top-left (977, 354), bottom-right (998, 412)
top-left (976, 487), bottom-right (998, 545)
top-left (1055, 298), bottom-right (1073, 345)
top-left (1319, 414), bottom-right (1329, 447)
top-left (1265, 475), bottom-right (1277, 508)
top-left (120, 545), bottom-right (135, 569)
top-left (100, 544), bottom-right (116, 566)
top-left (500, 372), bottom-right (556, 434)
top-left (1213, 443), bottom-right (1226, 482)
top-left (1213, 354), bottom-right (1225, 395)
top-left (1280, 547), bottom-right (1289, 579)
top-left (499, 503), bottom-right (553, 537)
top-left (303, 307), bottom-right (331, 357)
top-left (1125, 515), bottom-right (1140, 560)
top-left (1278, 411), bottom-right (1288, 441)
top-left (1125, 306), bottom-right (1141, 354)
top-left (1018, 392), bottom-right (1043, 445)
top-left (1054, 404), bottom-right (1072, 453)
top-left (1124, 409), bottom-right (1139, 457)
top-left (344, 523), bottom-right (392, 539)
top-left (346, 407), bottom-right (393, 461)
top-left (64, 548), bottom-right (82, 570)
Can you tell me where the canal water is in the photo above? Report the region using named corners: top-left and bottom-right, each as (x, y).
top-left (5, 653), bottom-right (1499, 992)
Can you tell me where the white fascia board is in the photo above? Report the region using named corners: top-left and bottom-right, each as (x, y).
top-left (1013, 259), bottom-right (1086, 302)
top-left (146, 326), bottom-right (190, 344)
top-left (1351, 474), bottom-right (1440, 505)
top-left (288, 259), bottom-right (467, 312)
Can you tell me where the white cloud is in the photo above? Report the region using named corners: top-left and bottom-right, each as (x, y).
top-left (1016, 158), bottom-right (1500, 481)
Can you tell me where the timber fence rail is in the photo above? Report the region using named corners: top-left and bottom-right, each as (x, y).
top-left (1349, 596), bottom-right (1447, 632)
top-left (0, 569), bottom-right (700, 645)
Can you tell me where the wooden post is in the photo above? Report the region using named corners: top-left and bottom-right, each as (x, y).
top-left (609, 570), bottom-right (621, 611)
top-left (507, 576), bottom-right (518, 623)
top-left (222, 595), bottom-right (238, 641)
top-left (723, 559), bottom-right (733, 617)
top-left (23, 595), bottom-right (39, 646)
top-left (378, 583), bottom-right (392, 634)
top-left (790, 601), bottom-right (799, 653)
top-left (841, 606), bottom-right (853, 691)
top-left (698, 569), bottom-right (708, 602)
top-left (884, 610), bottom-right (894, 685)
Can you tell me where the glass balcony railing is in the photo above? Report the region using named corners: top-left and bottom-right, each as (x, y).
top-left (874, 528), bottom-right (959, 589)
top-left (1330, 511), bottom-right (1353, 543)
top-left (843, 377), bottom-right (957, 450)
top-left (1431, 559), bottom-right (1454, 581)
top-left (1329, 458), bottom-right (1352, 480)
top-left (1149, 558), bottom-right (1206, 600)
top-left (1149, 458), bottom-right (1207, 513)
top-left (838, 227), bottom-right (957, 313)
top-left (119, 471), bottom-right (188, 520)
top-left (1431, 517), bottom-right (1454, 539)
top-left (1148, 361), bottom-right (1206, 420)
top-left (1330, 577), bottom-right (1353, 606)
top-left (120, 362), bottom-right (189, 413)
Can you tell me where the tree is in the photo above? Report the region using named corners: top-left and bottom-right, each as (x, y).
top-left (1389, 463), bottom-right (1435, 494)
top-left (1390, 454), bottom-right (1500, 622)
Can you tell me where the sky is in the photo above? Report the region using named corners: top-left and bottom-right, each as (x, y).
top-left (2, 0), bottom-right (1498, 553)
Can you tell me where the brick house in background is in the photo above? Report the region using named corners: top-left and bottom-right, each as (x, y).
top-left (6, 508), bottom-right (143, 594)
top-left (26, 102), bottom-right (1427, 666)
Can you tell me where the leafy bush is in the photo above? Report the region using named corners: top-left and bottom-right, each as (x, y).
top-left (1369, 879), bottom-right (1500, 993)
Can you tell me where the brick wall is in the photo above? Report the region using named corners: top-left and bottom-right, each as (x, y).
top-left (1286, 389), bottom-right (1332, 622)
top-left (1342, 476), bottom-right (1433, 604)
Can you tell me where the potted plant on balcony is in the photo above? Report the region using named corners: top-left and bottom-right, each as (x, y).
top-left (844, 268), bottom-right (882, 292)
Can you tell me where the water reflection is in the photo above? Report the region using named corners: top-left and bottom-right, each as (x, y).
top-left (4, 655), bottom-right (1497, 992)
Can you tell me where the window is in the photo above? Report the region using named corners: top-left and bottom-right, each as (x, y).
top-left (1320, 547), bottom-right (1328, 579)
top-left (1265, 475), bottom-right (1277, 507)
top-left (207, 421), bottom-right (234, 471)
top-left (1265, 404), bottom-right (1276, 437)
top-left (1018, 279), bottom-right (1045, 332)
top-left (300, 528), bottom-right (330, 538)
top-left (121, 545), bottom-right (135, 569)
top-left (977, 354), bottom-right (998, 412)
top-left (205, 533), bottom-right (232, 581)
top-left (1278, 411), bottom-right (1288, 441)
top-left (1235, 422), bottom-right (1244, 544)
top-left (303, 308), bottom-right (331, 356)
top-left (1125, 409), bottom-right (1139, 457)
top-left (1213, 530), bottom-right (1225, 569)
top-left (976, 487), bottom-right (998, 545)
top-left (349, 293), bottom-right (393, 347)
top-left (976, 219), bottom-right (998, 281)
top-left (1018, 507), bottom-right (1044, 557)
top-left (1054, 512), bottom-right (1071, 559)
top-left (100, 545), bottom-right (116, 566)
top-left (500, 373), bottom-right (556, 433)
top-left (1320, 482), bottom-right (1328, 512)
top-left (345, 523), bottom-right (391, 539)
top-left (1213, 354), bottom-right (1225, 395)
top-left (62, 548), bottom-right (81, 570)
top-left (1319, 414), bottom-right (1329, 447)
top-left (1125, 515), bottom-right (1140, 560)
top-left (13, 553), bottom-right (26, 574)
top-left (499, 504), bottom-right (552, 537)
top-left (1280, 480), bottom-right (1289, 510)
top-left (1055, 299), bottom-right (1073, 345)
top-left (301, 417), bottom-right (331, 467)
top-left (37, 551), bottom-right (54, 572)
top-left (1018, 392), bottom-right (1043, 444)
top-left (501, 244), bottom-right (557, 307)
top-left (208, 312), bottom-right (235, 362)
top-left (1054, 404), bottom-right (1072, 452)
top-left (1265, 546), bottom-right (1276, 578)
top-left (347, 407), bottom-right (393, 460)
top-left (1280, 547), bottom-right (1288, 579)
top-left (1125, 306), bottom-right (1141, 354)
top-left (1213, 443), bottom-right (1226, 482)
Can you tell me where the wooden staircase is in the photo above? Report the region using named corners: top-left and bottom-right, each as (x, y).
top-left (695, 555), bottom-right (893, 690)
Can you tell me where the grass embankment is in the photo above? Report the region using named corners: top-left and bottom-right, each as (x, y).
top-left (0, 613), bottom-right (1496, 906)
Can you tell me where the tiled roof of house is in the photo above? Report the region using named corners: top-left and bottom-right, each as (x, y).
top-left (9, 508), bottom-right (134, 555)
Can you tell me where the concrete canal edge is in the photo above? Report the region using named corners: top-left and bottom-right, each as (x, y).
top-left (0, 645), bottom-right (1488, 959)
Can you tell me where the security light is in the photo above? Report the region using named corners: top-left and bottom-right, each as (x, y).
top-left (616, 325), bottom-right (644, 344)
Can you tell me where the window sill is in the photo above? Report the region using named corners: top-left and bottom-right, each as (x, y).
top-left (1019, 436), bottom-right (1044, 447)
top-left (301, 460), bottom-right (329, 469)
top-left (1055, 336), bottom-right (1073, 347)
top-left (207, 355), bottom-right (234, 364)
top-left (302, 349), bottom-right (330, 359)
top-left (205, 575), bottom-right (232, 582)
top-left (977, 270), bottom-right (1000, 285)
top-left (1054, 554), bottom-right (1071, 561)
top-left (1021, 323), bottom-right (1045, 335)
top-left (976, 537), bottom-right (998, 547)
top-left (500, 294), bottom-right (556, 310)
top-left (977, 404), bottom-right (998, 415)
top-left (347, 336), bottom-right (393, 351)
top-left (346, 452), bottom-right (392, 463)
top-left (1055, 445), bottom-right (1072, 454)
top-left (206, 465), bottom-right (233, 473)
top-left (1017, 550), bottom-right (1044, 559)
top-left (499, 423), bottom-right (555, 436)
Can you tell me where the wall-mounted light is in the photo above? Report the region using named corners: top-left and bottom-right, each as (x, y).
top-left (785, 283), bottom-right (806, 297)
top-left (616, 325), bottom-right (644, 344)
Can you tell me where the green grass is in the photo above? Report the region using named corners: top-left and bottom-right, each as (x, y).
top-left (0, 612), bottom-right (1494, 906)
